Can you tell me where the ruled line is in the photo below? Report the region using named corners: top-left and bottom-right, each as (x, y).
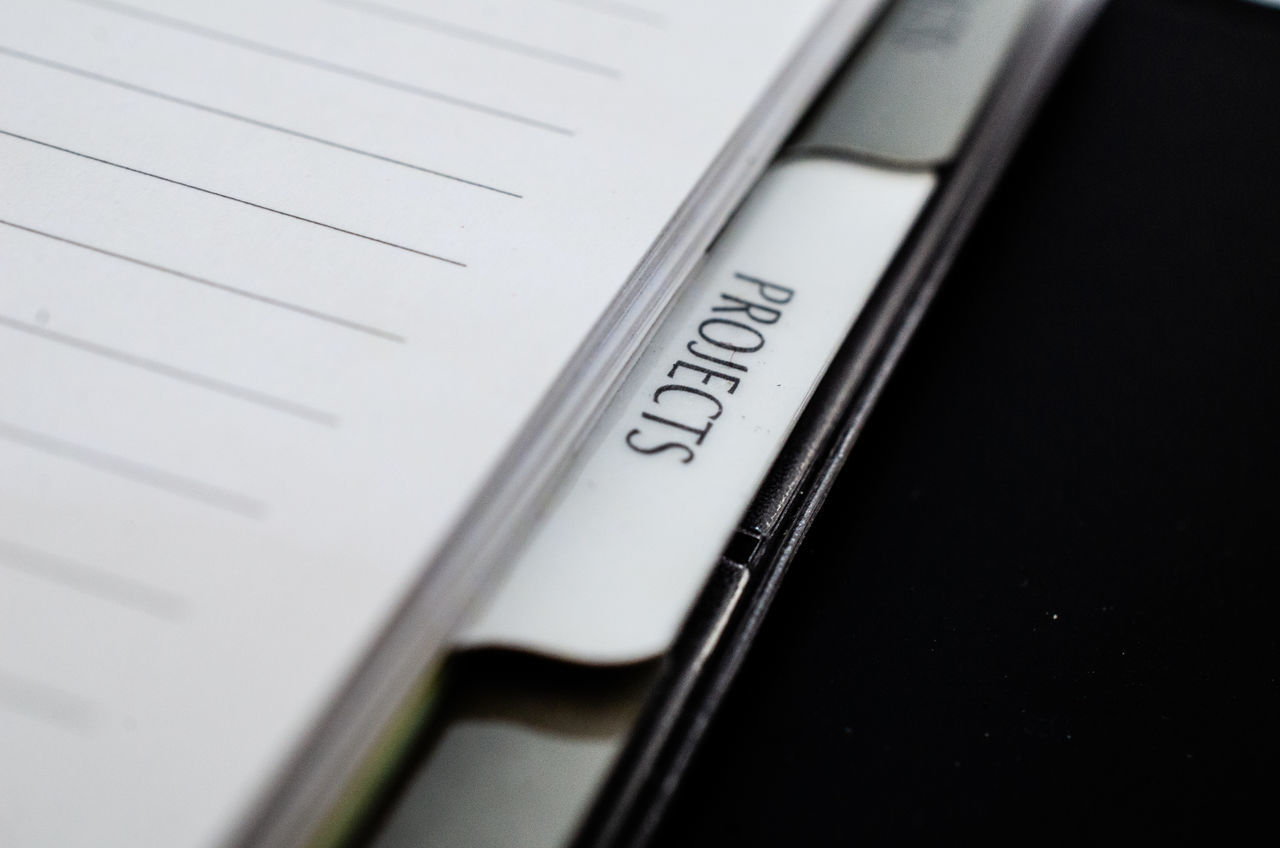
top-left (0, 670), bottom-right (98, 732)
top-left (66, 0), bottom-right (575, 136)
top-left (0, 315), bottom-right (338, 426)
top-left (0, 45), bottom-right (522, 199)
top-left (323, 0), bottom-right (621, 78)
top-left (0, 220), bottom-right (405, 343)
top-left (550, 0), bottom-right (666, 27)
top-left (0, 129), bottom-right (466, 266)
top-left (0, 419), bottom-right (266, 518)
top-left (0, 537), bottom-right (186, 619)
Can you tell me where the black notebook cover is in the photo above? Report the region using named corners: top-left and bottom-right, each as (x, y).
top-left (657, 0), bottom-right (1280, 842)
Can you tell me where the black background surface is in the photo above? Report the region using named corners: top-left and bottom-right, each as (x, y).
top-left (656, 0), bottom-right (1280, 842)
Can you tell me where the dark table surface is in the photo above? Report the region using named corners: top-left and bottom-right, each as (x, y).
top-left (655, 0), bottom-right (1280, 842)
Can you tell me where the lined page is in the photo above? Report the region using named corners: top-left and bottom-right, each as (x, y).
top-left (0, 1), bottom-right (843, 845)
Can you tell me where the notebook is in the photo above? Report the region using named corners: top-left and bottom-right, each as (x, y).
top-left (0, 1), bottom-right (884, 846)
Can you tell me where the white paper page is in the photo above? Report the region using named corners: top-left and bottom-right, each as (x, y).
top-left (0, 1), bottom-right (842, 845)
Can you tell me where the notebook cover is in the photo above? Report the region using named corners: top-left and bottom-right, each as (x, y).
top-left (656, 0), bottom-right (1280, 842)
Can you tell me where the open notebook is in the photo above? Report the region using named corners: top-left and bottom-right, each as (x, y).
top-left (0, 1), bottom-right (883, 846)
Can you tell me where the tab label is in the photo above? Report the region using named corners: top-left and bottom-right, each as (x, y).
top-left (459, 158), bottom-right (934, 663)
top-left (626, 272), bottom-right (795, 464)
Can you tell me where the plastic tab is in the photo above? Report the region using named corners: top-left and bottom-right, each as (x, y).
top-left (792, 0), bottom-right (1036, 167)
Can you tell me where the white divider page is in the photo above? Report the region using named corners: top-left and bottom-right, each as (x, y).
top-left (460, 159), bottom-right (935, 663)
top-left (0, 1), bottom-right (847, 845)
